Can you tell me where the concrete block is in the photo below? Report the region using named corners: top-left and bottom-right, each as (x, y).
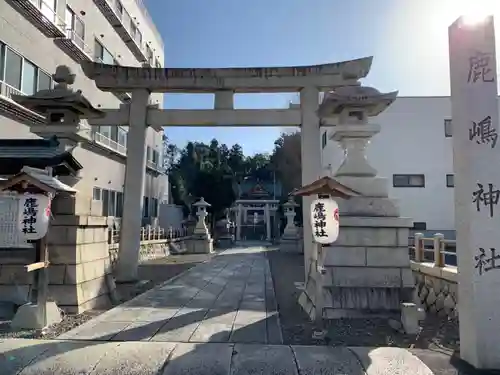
top-left (400, 302), bottom-right (424, 335)
top-left (0, 284), bottom-right (31, 305)
top-left (48, 265), bottom-right (66, 284)
top-left (330, 267), bottom-right (403, 288)
top-left (64, 258), bottom-right (109, 285)
top-left (401, 268), bottom-right (415, 287)
top-left (49, 241), bottom-right (108, 265)
top-left (323, 246), bottom-right (366, 266)
top-left (336, 227), bottom-right (398, 247)
top-left (336, 176), bottom-right (389, 197)
top-left (52, 194), bottom-right (93, 216)
top-left (340, 216), bottom-right (413, 228)
top-left (338, 197), bottom-right (400, 217)
top-left (397, 228), bottom-right (410, 246)
top-left (366, 247), bottom-right (410, 267)
top-left (11, 302), bottom-right (61, 329)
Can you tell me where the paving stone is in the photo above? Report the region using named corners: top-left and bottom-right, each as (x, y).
top-left (91, 341), bottom-right (176, 375)
top-left (18, 340), bottom-right (119, 375)
top-left (230, 344), bottom-right (298, 375)
top-left (292, 346), bottom-right (365, 375)
top-left (234, 310), bottom-right (267, 325)
top-left (0, 339), bottom-right (52, 375)
top-left (230, 321), bottom-right (267, 344)
top-left (58, 321), bottom-right (131, 341)
top-left (189, 322), bottom-right (233, 342)
top-left (266, 312), bottom-right (283, 345)
top-left (350, 347), bottom-right (435, 375)
top-left (110, 320), bottom-right (167, 341)
top-left (162, 342), bottom-right (233, 375)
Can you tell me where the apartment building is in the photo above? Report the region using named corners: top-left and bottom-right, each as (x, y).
top-left (321, 96), bottom-right (500, 234)
top-left (0, 0), bottom-right (167, 225)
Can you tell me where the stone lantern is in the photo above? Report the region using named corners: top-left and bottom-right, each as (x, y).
top-left (279, 196), bottom-right (301, 253)
top-left (316, 86), bottom-right (416, 322)
top-left (187, 197), bottom-right (214, 254)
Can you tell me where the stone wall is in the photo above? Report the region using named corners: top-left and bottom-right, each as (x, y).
top-left (411, 261), bottom-right (458, 319)
top-left (47, 194), bottom-right (116, 314)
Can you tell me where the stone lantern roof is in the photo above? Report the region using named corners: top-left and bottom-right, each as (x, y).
top-left (11, 65), bottom-right (105, 119)
top-left (193, 197), bottom-right (211, 208)
top-left (318, 85), bottom-right (398, 118)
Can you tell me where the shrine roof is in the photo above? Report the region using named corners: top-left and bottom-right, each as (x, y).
top-left (0, 166), bottom-right (77, 194)
top-left (291, 176), bottom-right (361, 199)
top-left (0, 137), bottom-right (82, 176)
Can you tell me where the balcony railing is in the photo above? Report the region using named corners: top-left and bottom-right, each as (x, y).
top-left (7, 0), bottom-right (66, 37)
top-left (409, 233), bottom-right (457, 267)
top-left (0, 80), bottom-right (45, 125)
top-left (91, 131), bottom-right (127, 156)
top-left (93, 0), bottom-right (148, 62)
top-left (54, 29), bottom-right (93, 63)
top-left (147, 160), bottom-right (165, 173)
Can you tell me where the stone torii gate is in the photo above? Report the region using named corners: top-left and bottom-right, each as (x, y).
top-left (81, 58), bottom-right (373, 282)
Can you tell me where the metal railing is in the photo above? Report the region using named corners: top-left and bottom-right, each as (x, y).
top-left (64, 28), bottom-right (92, 56)
top-left (104, 0), bottom-right (146, 54)
top-left (91, 131), bottom-right (127, 156)
top-left (29, 0), bottom-right (67, 29)
top-left (108, 226), bottom-right (189, 244)
top-left (409, 232), bottom-right (457, 267)
top-left (0, 80), bottom-right (24, 100)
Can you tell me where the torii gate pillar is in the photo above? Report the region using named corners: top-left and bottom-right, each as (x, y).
top-left (115, 89), bottom-right (151, 282)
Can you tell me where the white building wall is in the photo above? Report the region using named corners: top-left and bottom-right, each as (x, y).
top-left (0, 0), bottom-right (167, 222)
top-left (322, 96), bottom-right (500, 232)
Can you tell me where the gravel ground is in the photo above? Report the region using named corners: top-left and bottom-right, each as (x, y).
top-left (267, 249), bottom-right (460, 353)
top-left (0, 253), bottom-right (212, 340)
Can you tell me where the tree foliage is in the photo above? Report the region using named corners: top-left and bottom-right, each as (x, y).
top-left (164, 131), bottom-right (302, 221)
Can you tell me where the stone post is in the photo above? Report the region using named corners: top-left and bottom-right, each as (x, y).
top-left (115, 89), bottom-right (151, 282)
top-left (300, 86), bottom-right (321, 277)
top-left (279, 197), bottom-right (302, 253)
top-left (265, 203), bottom-right (271, 241)
top-left (186, 197), bottom-right (213, 254)
top-left (449, 15), bottom-right (500, 369)
top-left (236, 204), bottom-right (242, 241)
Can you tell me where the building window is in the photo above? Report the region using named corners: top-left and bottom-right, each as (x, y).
top-left (321, 131), bottom-right (327, 149)
top-left (93, 187), bottom-right (102, 201)
top-left (146, 44), bottom-right (153, 64)
top-left (66, 6), bottom-right (86, 49)
top-left (118, 127), bottom-right (127, 147)
top-left (94, 39), bottom-right (116, 64)
top-left (446, 174), bottom-right (454, 187)
top-left (155, 58), bottom-right (161, 68)
top-left (102, 189), bottom-right (109, 216)
top-left (4, 47), bottom-right (22, 90)
top-left (444, 119), bottom-right (452, 137)
top-left (38, 70), bottom-right (51, 91)
top-left (413, 222), bottom-right (427, 230)
top-left (21, 60), bottom-right (37, 95)
top-left (143, 196), bottom-right (149, 217)
top-left (147, 146), bottom-right (152, 161)
top-left (116, 192), bottom-right (124, 217)
top-left (393, 174), bottom-right (425, 188)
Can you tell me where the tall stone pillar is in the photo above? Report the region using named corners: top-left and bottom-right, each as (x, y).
top-left (449, 15), bottom-right (500, 370)
top-left (236, 205), bottom-right (242, 241)
top-left (300, 87), bottom-right (321, 276)
top-left (115, 89), bottom-right (150, 282)
top-left (265, 203), bottom-right (271, 241)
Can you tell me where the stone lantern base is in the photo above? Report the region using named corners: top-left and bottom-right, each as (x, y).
top-left (186, 235), bottom-right (214, 254)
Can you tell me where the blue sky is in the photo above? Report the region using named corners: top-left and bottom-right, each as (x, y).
top-left (145, 0), bottom-right (500, 155)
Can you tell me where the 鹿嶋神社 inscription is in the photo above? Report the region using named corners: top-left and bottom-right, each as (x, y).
top-left (313, 201), bottom-right (328, 238)
top-left (468, 51), bottom-right (495, 83)
top-left (469, 116), bottom-right (498, 148)
top-left (22, 196), bottom-right (38, 235)
top-left (475, 247), bottom-right (500, 275)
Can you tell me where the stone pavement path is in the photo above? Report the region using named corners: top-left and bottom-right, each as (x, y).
top-left (58, 245), bottom-right (282, 344)
top-left (0, 338), bottom-right (446, 375)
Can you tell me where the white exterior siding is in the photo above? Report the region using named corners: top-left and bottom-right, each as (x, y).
top-left (322, 96), bottom-right (500, 232)
top-left (0, 0), bottom-right (167, 222)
